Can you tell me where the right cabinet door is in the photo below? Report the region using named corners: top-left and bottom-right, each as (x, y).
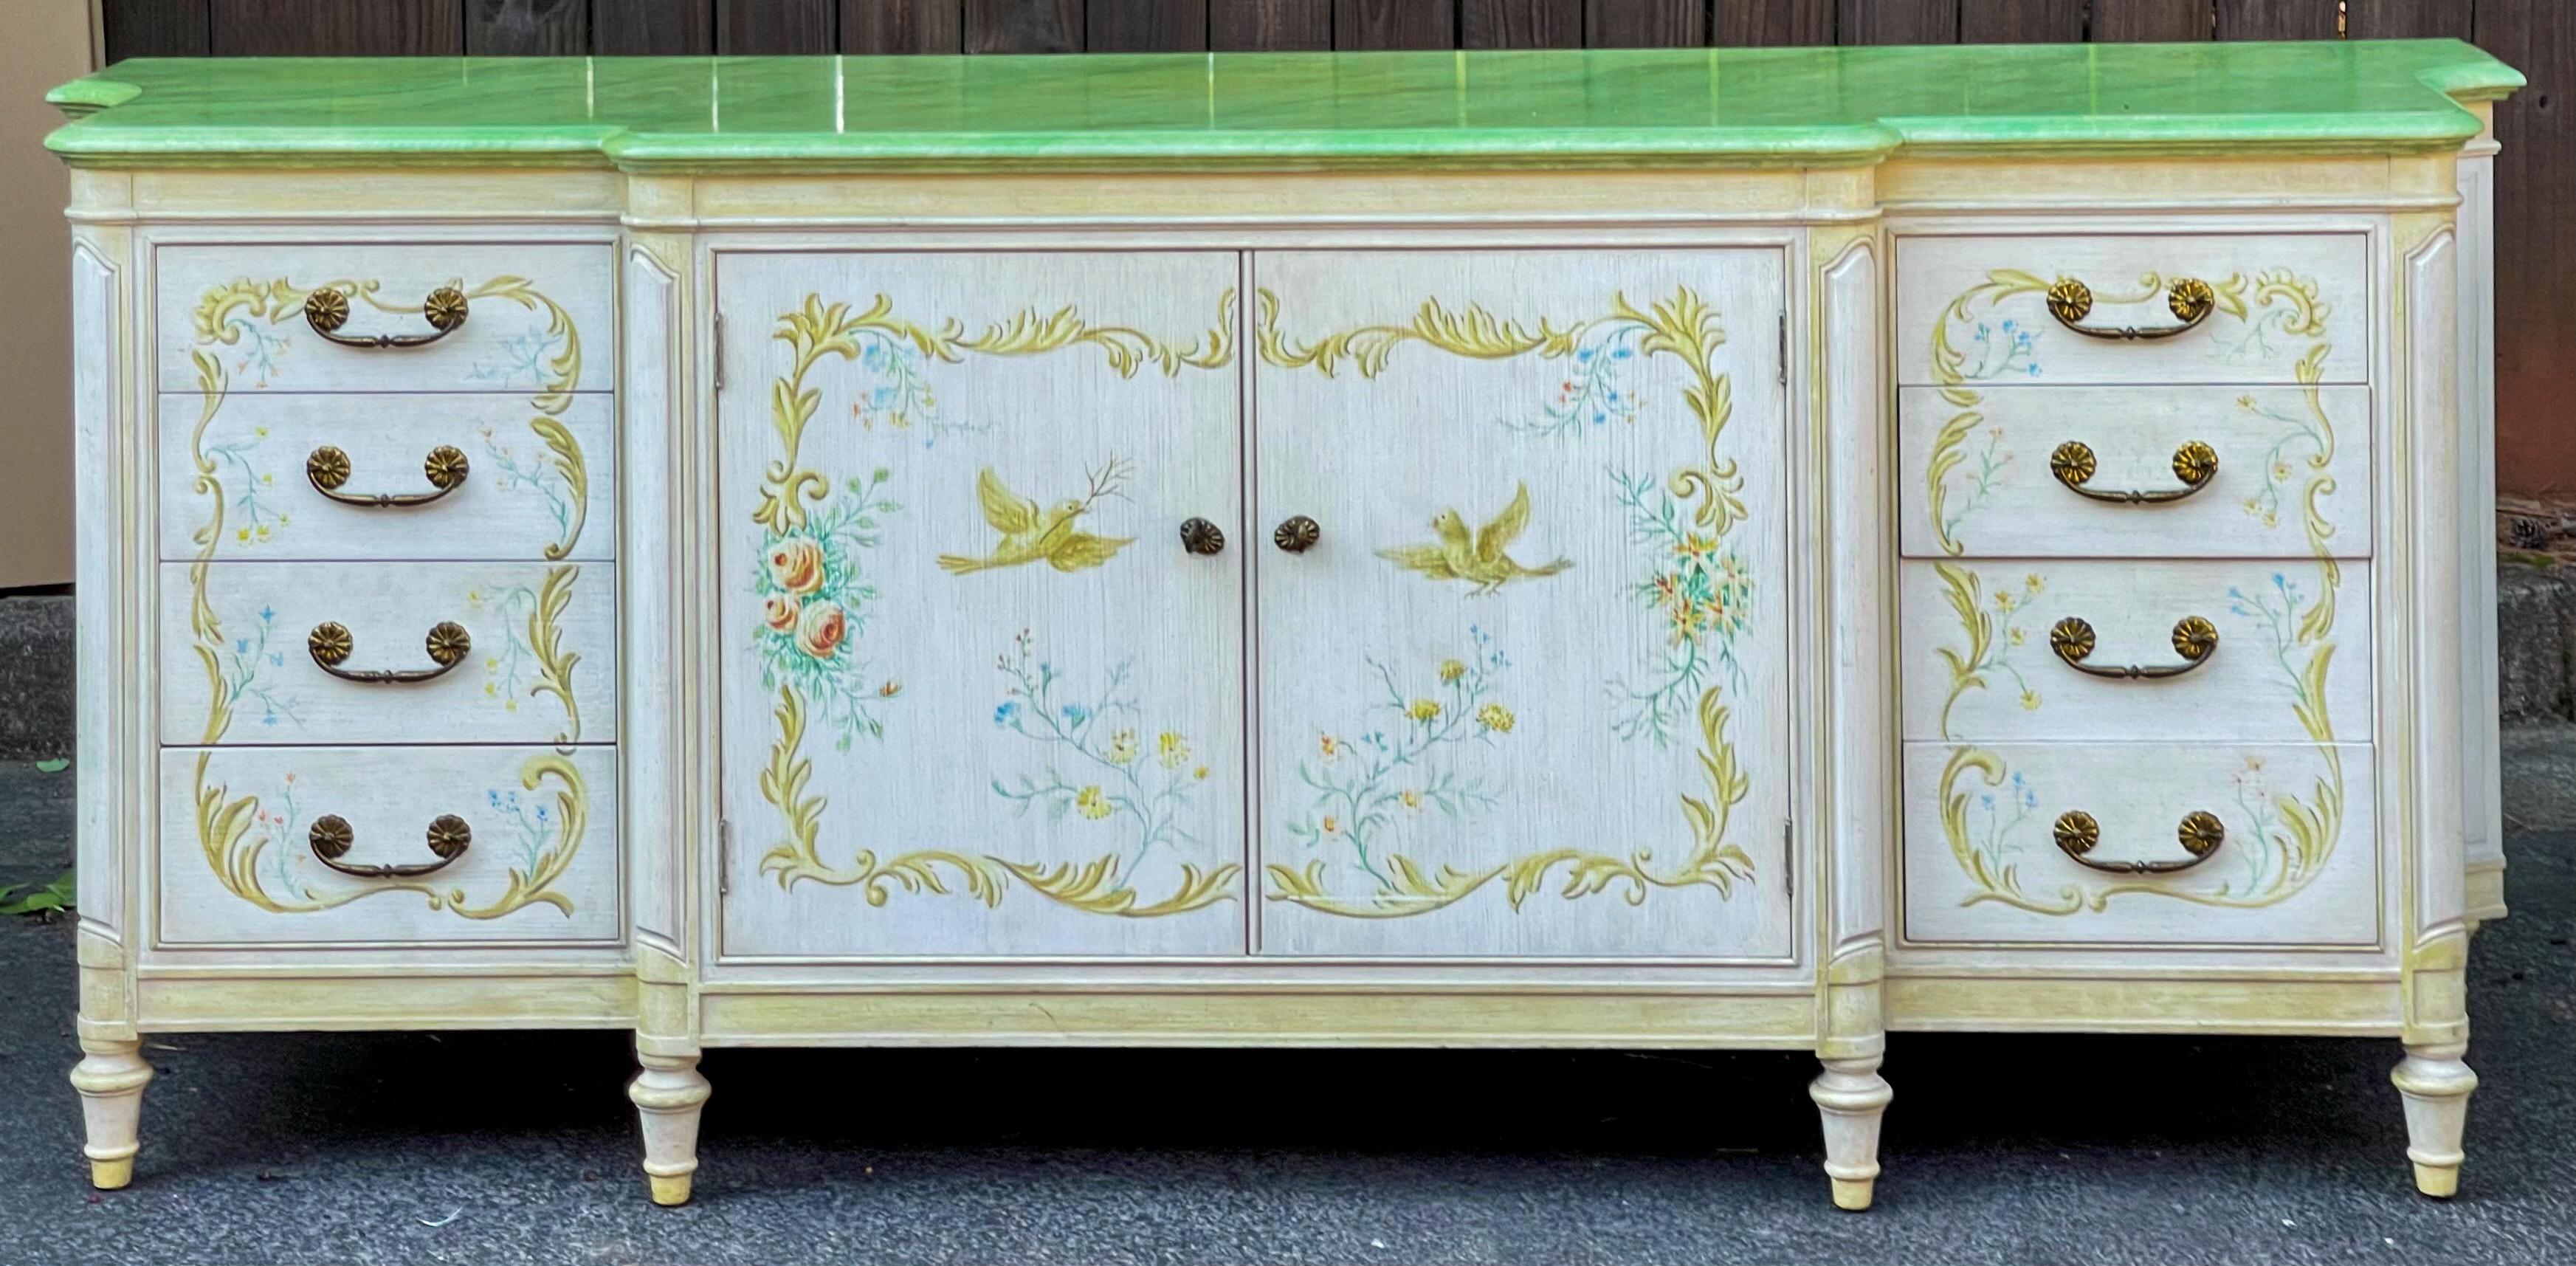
top-left (1251, 250), bottom-right (1794, 958)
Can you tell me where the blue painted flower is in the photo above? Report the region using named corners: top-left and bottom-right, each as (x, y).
top-left (1061, 703), bottom-right (1089, 726)
top-left (993, 701), bottom-right (1019, 726)
top-left (259, 606), bottom-right (276, 623)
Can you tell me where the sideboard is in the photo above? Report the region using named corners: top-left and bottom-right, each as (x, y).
top-left (47, 41), bottom-right (2519, 1208)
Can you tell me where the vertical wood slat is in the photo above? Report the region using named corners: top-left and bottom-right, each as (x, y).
top-left (2216, 1), bottom-right (2338, 40)
top-left (2476, 0), bottom-right (2576, 497)
top-left (2090, 0), bottom-right (2212, 41)
top-left (1835, 0), bottom-right (1956, 47)
top-left (845, 1), bottom-right (964, 51)
top-left (466, 0), bottom-right (588, 53)
top-left (1960, 0), bottom-right (2083, 43)
top-left (1463, 0), bottom-right (1580, 48)
top-left (968, 0), bottom-right (1084, 50)
top-left (210, 0), bottom-right (464, 55)
top-left (2349, 0), bottom-right (2474, 39)
top-left (1210, 0), bottom-right (1327, 49)
top-left (1335, 0), bottom-right (1449, 48)
top-left (1585, 0), bottom-right (1702, 47)
top-left (1719, 0), bottom-right (1831, 44)
top-left (1089, 0), bottom-right (1207, 50)
top-left (593, 0), bottom-right (714, 53)
top-left (103, 0), bottom-right (211, 59)
top-left (718, 0), bottom-right (835, 52)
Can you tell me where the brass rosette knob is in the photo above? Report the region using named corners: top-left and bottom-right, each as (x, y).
top-left (2044, 275), bottom-right (2218, 340)
top-left (308, 619), bottom-right (472, 684)
top-left (303, 283), bottom-right (469, 348)
top-left (2053, 808), bottom-right (2226, 874)
top-left (1179, 517), bottom-right (1227, 556)
top-left (2049, 615), bottom-right (2219, 680)
top-left (309, 811), bottom-right (473, 878)
top-left (1273, 515), bottom-right (1321, 554)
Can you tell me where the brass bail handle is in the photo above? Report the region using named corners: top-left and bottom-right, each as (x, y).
top-left (2049, 615), bottom-right (2219, 680)
top-left (309, 812), bottom-right (472, 878)
top-left (2045, 276), bottom-right (2217, 341)
top-left (306, 444), bottom-right (470, 508)
top-left (308, 620), bottom-right (472, 684)
top-left (2049, 440), bottom-right (2219, 505)
top-left (2053, 809), bottom-right (2226, 875)
top-left (302, 284), bottom-right (469, 349)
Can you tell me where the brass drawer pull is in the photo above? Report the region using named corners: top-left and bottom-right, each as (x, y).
top-left (302, 284), bottom-right (469, 349)
top-left (307, 620), bottom-right (472, 684)
top-left (308, 812), bottom-right (472, 878)
top-left (1179, 517), bottom-right (1226, 555)
top-left (2049, 615), bottom-right (2217, 680)
top-left (1273, 515), bottom-right (1320, 553)
top-left (2049, 440), bottom-right (2219, 504)
top-left (2045, 275), bottom-right (2216, 340)
top-left (306, 444), bottom-right (469, 508)
top-left (2053, 809), bottom-right (2225, 875)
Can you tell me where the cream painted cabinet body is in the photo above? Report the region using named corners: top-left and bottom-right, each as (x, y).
top-left (49, 45), bottom-right (2516, 1211)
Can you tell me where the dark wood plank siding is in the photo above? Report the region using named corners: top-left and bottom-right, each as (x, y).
top-left (968, 0), bottom-right (1084, 51)
top-left (104, 0), bottom-right (211, 57)
top-left (2352, 1), bottom-right (2476, 40)
top-left (1836, 0), bottom-right (1956, 46)
top-left (2217, 1), bottom-right (2340, 41)
top-left (210, 0), bottom-right (464, 55)
top-left (594, 0), bottom-right (714, 54)
top-left (1090, 0), bottom-right (1210, 50)
top-left (2478, 0), bottom-right (2576, 497)
top-left (1335, 0), bottom-right (1451, 49)
top-left (717, 0), bottom-right (836, 52)
top-left (1716, 0), bottom-right (1830, 45)
top-left (467, 0), bottom-right (588, 54)
top-left (2090, 0), bottom-right (2211, 41)
top-left (1210, 0), bottom-right (1328, 49)
top-left (1464, 0), bottom-right (1583, 49)
top-left (845, 1), bottom-right (965, 52)
top-left (1586, 0), bottom-right (1702, 47)
top-left (1960, 0), bottom-right (2084, 44)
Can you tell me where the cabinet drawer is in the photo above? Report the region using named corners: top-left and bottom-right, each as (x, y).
top-left (156, 745), bottom-right (619, 947)
top-left (159, 561), bottom-right (614, 747)
top-left (157, 392), bottom-right (613, 563)
top-left (1898, 385), bottom-right (2372, 560)
top-left (1901, 560), bottom-right (2372, 745)
top-left (1902, 740), bottom-right (2378, 948)
top-left (1895, 232), bottom-right (2368, 387)
top-left (156, 241), bottom-right (613, 396)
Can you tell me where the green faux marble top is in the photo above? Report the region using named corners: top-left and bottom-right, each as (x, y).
top-left (47, 41), bottom-right (2521, 171)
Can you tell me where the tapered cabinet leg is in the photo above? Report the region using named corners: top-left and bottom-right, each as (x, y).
top-left (69, 1039), bottom-right (153, 1189)
top-left (2392, 1041), bottom-right (2477, 1197)
top-left (629, 1051), bottom-right (711, 1206)
top-left (1810, 1055), bottom-right (1893, 1211)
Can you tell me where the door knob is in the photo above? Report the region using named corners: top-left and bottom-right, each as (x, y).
top-left (1179, 517), bottom-right (1226, 555)
top-left (1273, 516), bottom-right (1320, 553)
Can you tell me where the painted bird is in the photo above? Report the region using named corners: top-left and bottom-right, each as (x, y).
top-left (1377, 482), bottom-right (1571, 595)
top-left (936, 464), bottom-right (1135, 574)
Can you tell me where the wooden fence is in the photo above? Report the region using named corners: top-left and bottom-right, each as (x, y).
top-left (93, 1), bottom-right (2576, 495)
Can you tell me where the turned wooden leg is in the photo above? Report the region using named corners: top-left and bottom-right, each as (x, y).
top-left (2393, 1040), bottom-right (2477, 1198)
top-left (69, 1038), bottom-right (153, 1189)
top-left (1810, 1055), bottom-right (1892, 1211)
top-left (629, 1050), bottom-right (711, 1206)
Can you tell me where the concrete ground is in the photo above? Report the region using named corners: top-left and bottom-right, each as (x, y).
top-left (1, 739), bottom-right (2572, 1266)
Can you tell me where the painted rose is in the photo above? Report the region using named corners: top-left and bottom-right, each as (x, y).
top-left (795, 599), bottom-right (847, 659)
top-left (767, 537), bottom-right (827, 595)
top-left (762, 594), bottom-right (802, 633)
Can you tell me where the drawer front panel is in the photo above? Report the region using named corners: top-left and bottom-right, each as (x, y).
top-left (159, 561), bottom-right (615, 747)
top-left (1898, 385), bottom-right (2372, 560)
top-left (1901, 560), bottom-right (2372, 745)
top-left (156, 392), bottom-right (614, 563)
top-left (156, 242), bottom-right (613, 396)
top-left (157, 745), bottom-right (619, 946)
top-left (1902, 740), bottom-right (2377, 948)
top-left (1896, 233), bottom-right (2369, 387)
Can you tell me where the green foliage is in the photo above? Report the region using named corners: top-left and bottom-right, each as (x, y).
top-left (0, 870), bottom-right (74, 918)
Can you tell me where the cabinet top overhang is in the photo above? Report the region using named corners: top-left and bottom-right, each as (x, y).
top-left (48, 41), bottom-right (2520, 173)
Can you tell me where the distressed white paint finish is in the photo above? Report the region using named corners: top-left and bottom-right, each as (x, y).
top-left (1895, 233), bottom-right (2370, 386)
top-left (157, 561), bottom-right (616, 746)
top-left (72, 242), bottom-right (127, 945)
top-left (154, 392), bottom-right (614, 562)
top-left (712, 250), bottom-right (1247, 957)
top-left (154, 241), bottom-right (615, 395)
top-left (1253, 249), bottom-right (1794, 959)
top-left (624, 245), bottom-right (683, 950)
top-left (155, 745), bottom-right (621, 946)
top-left (1899, 559), bottom-right (2373, 744)
top-left (1898, 385), bottom-right (2372, 559)
top-left (2455, 151), bottom-right (2504, 919)
top-left (1900, 740), bottom-right (2378, 947)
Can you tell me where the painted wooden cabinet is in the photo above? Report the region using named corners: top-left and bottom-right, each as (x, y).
top-left (47, 43), bottom-right (2519, 1212)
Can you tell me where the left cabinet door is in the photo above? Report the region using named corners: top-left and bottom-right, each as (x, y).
top-left (715, 252), bottom-right (1250, 957)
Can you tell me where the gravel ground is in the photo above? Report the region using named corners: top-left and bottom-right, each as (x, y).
top-left (0, 765), bottom-right (2569, 1265)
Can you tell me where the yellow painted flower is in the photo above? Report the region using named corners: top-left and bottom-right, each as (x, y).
top-left (1478, 703), bottom-right (1515, 733)
top-left (2019, 690), bottom-right (2042, 712)
top-left (2023, 572), bottom-right (2044, 595)
top-left (1318, 734), bottom-right (1342, 760)
top-left (1437, 658), bottom-right (1467, 684)
top-left (1400, 789), bottom-right (1422, 811)
top-left (1193, 766), bottom-right (1208, 781)
top-left (1676, 532), bottom-right (1719, 559)
top-left (235, 527), bottom-right (252, 543)
top-left (2008, 627), bottom-right (2026, 647)
top-left (1321, 815), bottom-right (1340, 836)
top-left (1106, 729), bottom-right (1138, 765)
top-left (1075, 785), bottom-right (1112, 819)
top-left (1157, 731), bottom-right (1189, 768)
top-left (1992, 589), bottom-right (2016, 613)
top-left (878, 680), bottom-right (903, 698)
top-left (1407, 698), bottom-right (1442, 723)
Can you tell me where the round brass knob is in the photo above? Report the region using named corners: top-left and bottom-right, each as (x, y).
top-left (425, 622), bottom-right (473, 667)
top-left (426, 813), bottom-right (474, 859)
top-left (1179, 517), bottom-right (1226, 556)
top-left (1273, 516), bottom-right (1320, 554)
top-left (424, 444), bottom-right (471, 490)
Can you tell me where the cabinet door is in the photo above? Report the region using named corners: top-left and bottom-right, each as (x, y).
top-left (716, 252), bottom-right (1247, 957)
top-left (1253, 250), bottom-right (1794, 957)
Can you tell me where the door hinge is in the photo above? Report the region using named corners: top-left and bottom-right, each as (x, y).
top-left (1783, 817), bottom-right (1794, 898)
top-left (1777, 312), bottom-right (1788, 385)
top-left (717, 818), bottom-right (731, 898)
top-left (712, 313), bottom-right (725, 393)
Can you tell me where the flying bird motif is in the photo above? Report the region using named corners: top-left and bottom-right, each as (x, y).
top-left (1377, 482), bottom-right (1571, 595)
top-left (937, 459), bottom-right (1136, 575)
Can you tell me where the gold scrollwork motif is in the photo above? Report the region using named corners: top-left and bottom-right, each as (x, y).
top-left (757, 687), bottom-right (1240, 916)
